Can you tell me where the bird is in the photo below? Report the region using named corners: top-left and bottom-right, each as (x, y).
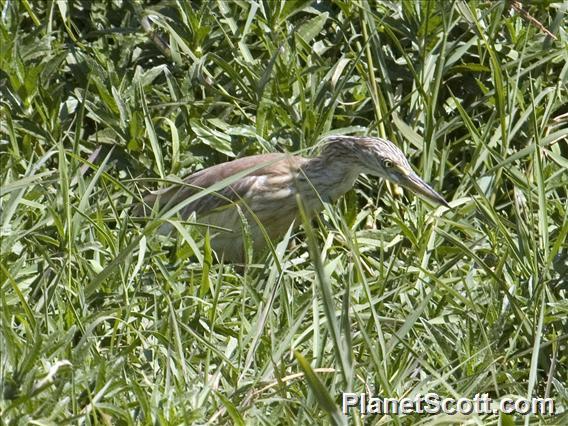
top-left (138, 135), bottom-right (449, 262)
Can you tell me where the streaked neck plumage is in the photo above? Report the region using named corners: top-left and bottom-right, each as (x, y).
top-left (300, 139), bottom-right (363, 204)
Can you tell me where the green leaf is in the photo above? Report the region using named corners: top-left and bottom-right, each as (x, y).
top-left (294, 351), bottom-right (346, 426)
top-left (191, 119), bottom-right (235, 157)
top-left (296, 12), bottom-right (329, 45)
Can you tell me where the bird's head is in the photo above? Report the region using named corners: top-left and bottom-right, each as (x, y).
top-left (322, 135), bottom-right (450, 207)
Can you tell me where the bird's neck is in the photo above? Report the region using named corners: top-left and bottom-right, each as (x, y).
top-left (301, 155), bottom-right (362, 203)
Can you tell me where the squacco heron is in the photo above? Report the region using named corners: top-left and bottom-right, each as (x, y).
top-left (140, 136), bottom-right (449, 262)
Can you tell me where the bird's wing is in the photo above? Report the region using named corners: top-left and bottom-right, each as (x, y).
top-left (142, 153), bottom-right (302, 217)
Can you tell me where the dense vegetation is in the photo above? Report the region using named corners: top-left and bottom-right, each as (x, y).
top-left (1, 1), bottom-right (567, 424)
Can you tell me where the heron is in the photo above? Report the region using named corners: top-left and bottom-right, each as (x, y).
top-left (139, 135), bottom-right (449, 262)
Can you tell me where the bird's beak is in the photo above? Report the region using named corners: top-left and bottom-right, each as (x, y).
top-left (399, 172), bottom-right (450, 208)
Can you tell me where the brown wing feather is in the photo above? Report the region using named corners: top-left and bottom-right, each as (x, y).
top-left (142, 153), bottom-right (305, 217)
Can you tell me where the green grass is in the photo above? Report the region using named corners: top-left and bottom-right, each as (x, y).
top-left (1, 0), bottom-right (567, 424)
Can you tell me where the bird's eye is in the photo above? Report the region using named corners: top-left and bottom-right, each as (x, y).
top-left (383, 159), bottom-right (393, 168)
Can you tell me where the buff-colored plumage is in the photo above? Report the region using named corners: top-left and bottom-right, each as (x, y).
top-left (139, 136), bottom-right (449, 262)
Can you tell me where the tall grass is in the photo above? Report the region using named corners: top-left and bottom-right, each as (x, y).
top-left (1, 1), bottom-right (567, 424)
